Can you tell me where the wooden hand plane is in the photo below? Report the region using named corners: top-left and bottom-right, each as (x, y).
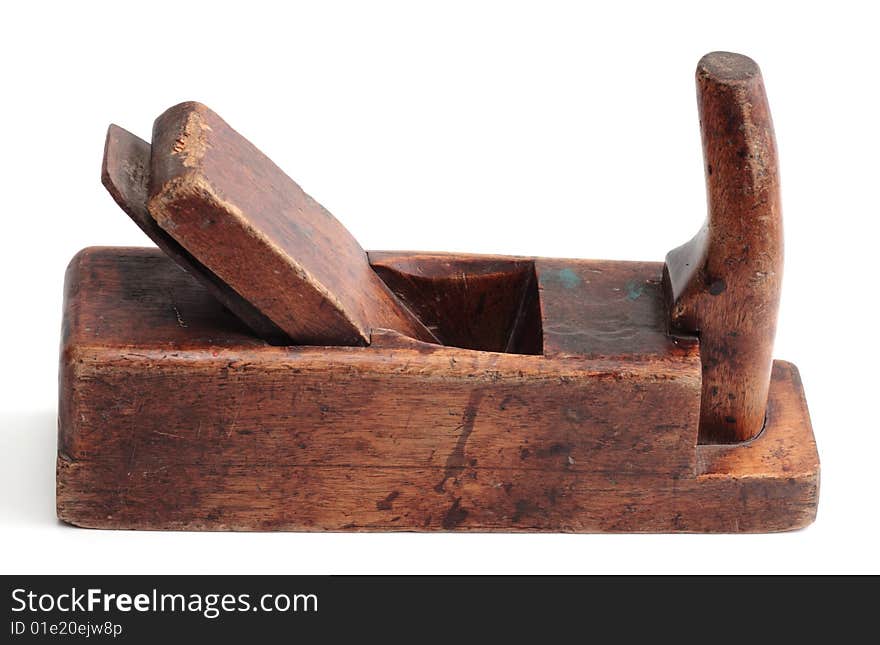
top-left (57, 52), bottom-right (819, 532)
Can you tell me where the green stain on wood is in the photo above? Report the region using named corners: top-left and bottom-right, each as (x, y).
top-left (625, 280), bottom-right (644, 301)
top-left (556, 268), bottom-right (581, 289)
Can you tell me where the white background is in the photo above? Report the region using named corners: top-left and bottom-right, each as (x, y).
top-left (2, 1), bottom-right (877, 574)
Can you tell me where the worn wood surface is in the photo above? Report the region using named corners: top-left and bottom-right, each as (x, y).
top-left (370, 252), bottom-right (542, 354)
top-left (101, 124), bottom-right (290, 344)
top-left (147, 102), bottom-right (437, 346)
top-left (56, 248), bottom-right (818, 532)
top-left (664, 52), bottom-right (783, 443)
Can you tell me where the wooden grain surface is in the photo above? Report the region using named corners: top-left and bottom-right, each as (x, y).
top-left (58, 247), bottom-right (701, 476)
top-left (536, 258), bottom-right (697, 361)
top-left (664, 52), bottom-right (783, 443)
top-left (101, 124), bottom-right (290, 344)
top-left (147, 102), bottom-right (437, 346)
top-left (370, 252), bottom-right (541, 354)
top-left (370, 252), bottom-right (701, 361)
top-left (56, 248), bottom-right (818, 532)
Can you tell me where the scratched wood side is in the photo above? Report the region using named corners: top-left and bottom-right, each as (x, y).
top-left (57, 361), bottom-right (817, 532)
top-left (56, 248), bottom-right (715, 530)
top-left (58, 248), bottom-right (701, 473)
top-left (56, 249), bottom-right (818, 532)
top-left (58, 345), bottom-right (701, 474)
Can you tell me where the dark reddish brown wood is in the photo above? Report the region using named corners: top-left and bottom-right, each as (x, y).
top-left (60, 52), bottom-right (817, 533)
top-left (57, 360), bottom-right (818, 532)
top-left (56, 247), bottom-right (818, 532)
top-left (369, 252), bottom-right (542, 354)
top-left (101, 124), bottom-right (290, 344)
top-left (146, 101), bottom-right (437, 346)
top-left (535, 258), bottom-right (698, 361)
top-left (663, 52), bottom-right (783, 443)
